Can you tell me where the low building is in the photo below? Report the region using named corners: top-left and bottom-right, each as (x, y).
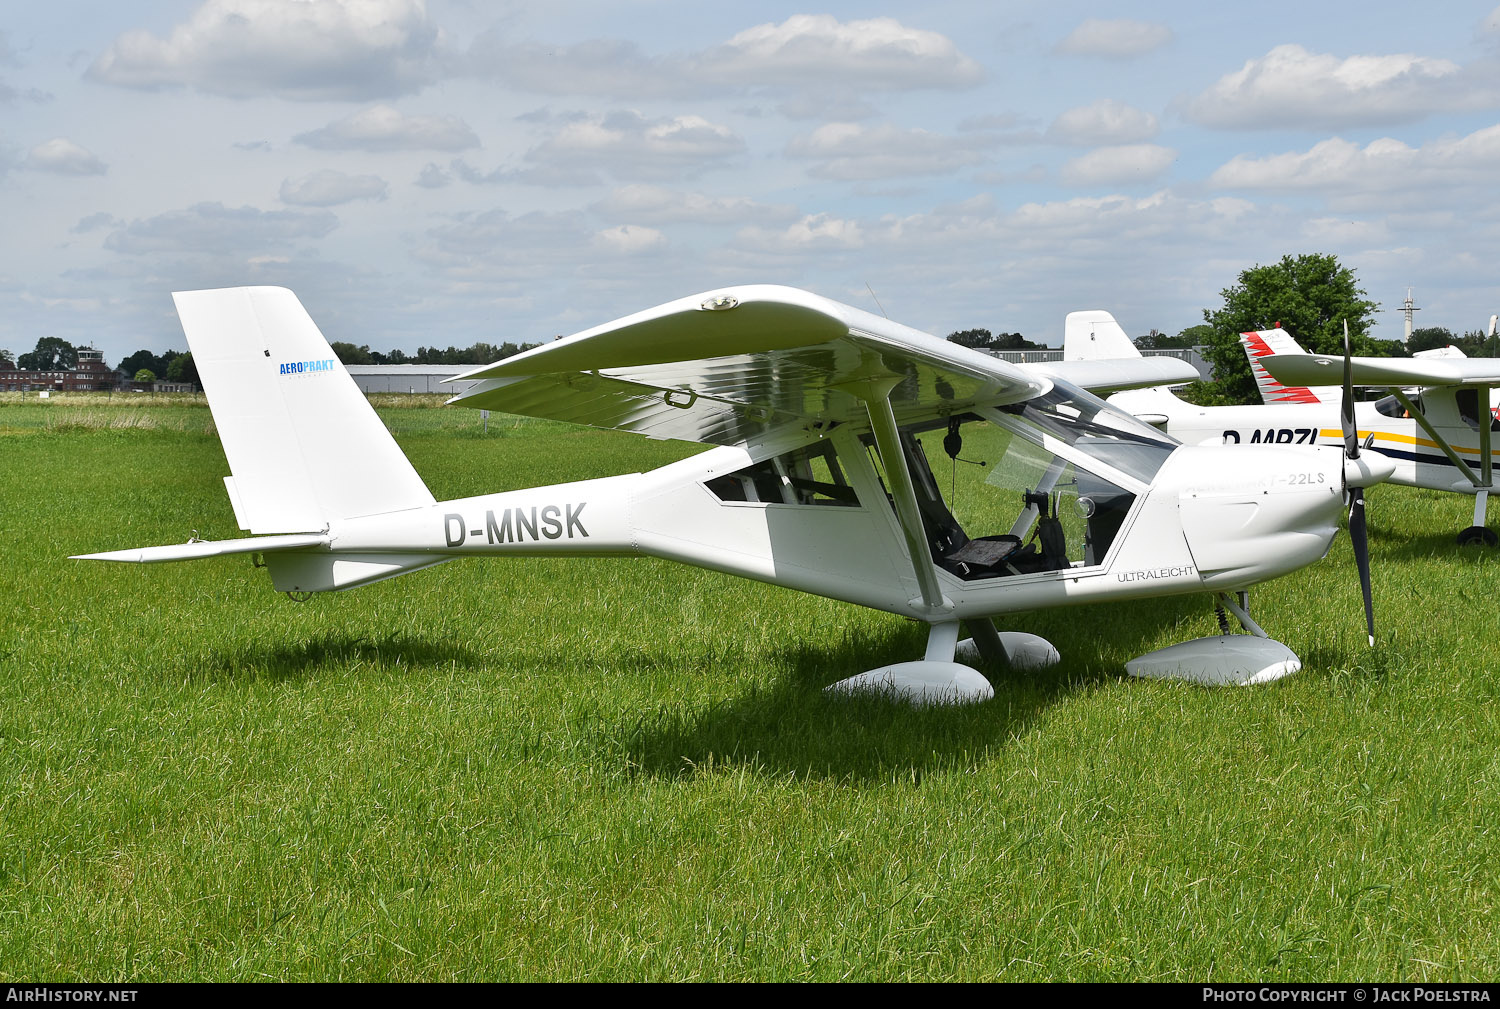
top-left (985, 346), bottom-right (1212, 382)
top-left (344, 364), bottom-right (483, 395)
top-left (0, 348), bottom-right (118, 392)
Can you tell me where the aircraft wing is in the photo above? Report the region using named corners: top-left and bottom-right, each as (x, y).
top-left (1053, 310), bottom-right (1200, 391)
top-left (1029, 357), bottom-right (1199, 395)
top-left (1260, 353), bottom-right (1500, 390)
top-left (449, 285), bottom-right (1050, 445)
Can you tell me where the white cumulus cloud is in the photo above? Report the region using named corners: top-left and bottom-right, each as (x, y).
top-left (1181, 44), bottom-right (1490, 129)
top-left (88, 0), bottom-right (445, 101)
top-left (103, 202), bottom-right (337, 254)
top-left (293, 105), bottom-right (478, 152)
top-left (469, 14), bottom-right (980, 99)
top-left (590, 185), bottom-right (797, 225)
top-left (703, 15), bottom-right (982, 90)
top-left (592, 224), bottom-right (666, 254)
top-left (1055, 19), bottom-right (1173, 59)
top-left (1209, 126), bottom-right (1500, 204)
top-left (280, 169), bottom-right (387, 206)
top-left (23, 138), bottom-right (106, 175)
top-left (1046, 100), bottom-right (1159, 146)
top-left (509, 111), bottom-right (746, 184)
top-left (1059, 144), bottom-right (1177, 186)
top-left (785, 122), bottom-right (992, 180)
top-left (737, 213), bottom-right (865, 252)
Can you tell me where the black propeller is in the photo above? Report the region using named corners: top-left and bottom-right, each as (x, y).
top-left (1340, 321), bottom-right (1376, 647)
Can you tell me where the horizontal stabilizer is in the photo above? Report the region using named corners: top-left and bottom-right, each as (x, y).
top-left (72, 533), bottom-right (329, 564)
top-left (1031, 357), bottom-right (1199, 395)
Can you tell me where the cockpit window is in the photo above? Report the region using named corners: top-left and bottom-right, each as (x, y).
top-left (876, 396), bottom-right (1164, 581)
top-left (1374, 394), bottom-right (1408, 419)
top-left (705, 440), bottom-right (858, 506)
top-left (1455, 389), bottom-right (1500, 432)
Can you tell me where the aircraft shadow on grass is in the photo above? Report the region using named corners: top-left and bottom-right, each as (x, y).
top-left (609, 596), bottom-right (1215, 782)
top-left (1366, 519), bottom-right (1497, 564)
top-left (196, 631), bottom-right (487, 683)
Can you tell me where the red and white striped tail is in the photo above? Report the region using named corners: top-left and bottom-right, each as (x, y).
top-left (1240, 329), bottom-right (1338, 405)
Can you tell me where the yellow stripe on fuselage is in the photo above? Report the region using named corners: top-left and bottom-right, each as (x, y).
top-left (1315, 428), bottom-right (1500, 458)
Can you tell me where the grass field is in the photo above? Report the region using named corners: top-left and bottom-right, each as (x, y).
top-left (2, 393), bottom-right (1498, 981)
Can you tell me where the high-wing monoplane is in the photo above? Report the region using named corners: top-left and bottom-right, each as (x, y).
top-left (75, 287), bottom-right (1391, 700)
top-left (1068, 311), bottom-right (1500, 546)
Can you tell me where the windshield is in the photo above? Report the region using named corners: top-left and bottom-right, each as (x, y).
top-left (987, 378), bottom-right (1178, 485)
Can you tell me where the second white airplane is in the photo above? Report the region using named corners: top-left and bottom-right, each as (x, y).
top-left (1067, 312), bottom-right (1500, 546)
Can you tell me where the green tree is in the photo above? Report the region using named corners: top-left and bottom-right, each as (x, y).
top-left (17, 336), bottom-right (78, 372)
top-left (133, 368), bottom-right (156, 384)
top-left (119, 349), bottom-right (179, 379)
top-left (0, 349), bottom-right (14, 369)
top-left (1408, 326), bottom-right (1457, 355)
top-left (330, 341), bottom-right (373, 365)
top-left (992, 332), bottom-right (1042, 350)
top-left (1201, 253), bottom-right (1381, 404)
top-left (1137, 325), bottom-right (1211, 350)
top-left (946, 328), bottom-right (993, 349)
top-left (1461, 329), bottom-right (1498, 357)
top-left (166, 352), bottom-right (199, 388)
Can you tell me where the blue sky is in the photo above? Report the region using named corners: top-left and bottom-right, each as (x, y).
top-left (4, 1), bottom-right (1500, 365)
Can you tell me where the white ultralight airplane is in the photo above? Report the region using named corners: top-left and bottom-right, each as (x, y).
top-left (1067, 312), bottom-right (1500, 547)
top-left (75, 286), bottom-right (1393, 701)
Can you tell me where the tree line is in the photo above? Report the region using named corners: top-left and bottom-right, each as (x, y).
top-left (8, 254), bottom-right (1486, 408)
top-left (118, 348), bottom-right (199, 386)
top-left (0, 336), bottom-right (539, 387)
top-left (326, 341), bottom-right (539, 366)
top-left (947, 252), bottom-right (1490, 405)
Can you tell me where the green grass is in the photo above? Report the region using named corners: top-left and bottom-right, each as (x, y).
top-left (1, 395), bottom-right (1498, 980)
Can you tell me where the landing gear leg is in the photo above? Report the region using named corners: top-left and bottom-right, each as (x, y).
top-left (1457, 489), bottom-right (1497, 547)
top-left (955, 617), bottom-right (1060, 671)
top-left (824, 620), bottom-right (993, 705)
top-left (961, 618), bottom-right (1008, 665)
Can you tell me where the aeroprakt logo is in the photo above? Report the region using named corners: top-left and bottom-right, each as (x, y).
top-left (279, 358), bottom-right (337, 376)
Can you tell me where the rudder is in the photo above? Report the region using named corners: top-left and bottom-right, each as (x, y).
top-left (173, 287), bottom-right (434, 534)
top-left (1063, 310), bottom-right (1140, 361)
top-left (1240, 328), bottom-right (1337, 405)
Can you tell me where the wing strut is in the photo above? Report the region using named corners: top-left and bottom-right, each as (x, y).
top-left (1391, 389), bottom-right (1487, 488)
top-left (1480, 386), bottom-right (1493, 490)
top-left (852, 378), bottom-right (949, 613)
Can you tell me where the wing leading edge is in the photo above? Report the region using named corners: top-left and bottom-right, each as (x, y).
top-left (449, 285), bottom-right (1045, 445)
top-left (1262, 353), bottom-right (1500, 390)
top-left (449, 286), bottom-right (1196, 445)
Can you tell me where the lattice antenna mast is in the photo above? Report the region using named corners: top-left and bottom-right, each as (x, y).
top-left (1399, 287), bottom-right (1420, 341)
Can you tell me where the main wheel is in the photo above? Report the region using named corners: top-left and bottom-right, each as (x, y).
top-left (1456, 526), bottom-right (1498, 547)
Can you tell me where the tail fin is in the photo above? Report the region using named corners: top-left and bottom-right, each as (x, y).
top-left (1240, 328), bottom-right (1337, 405)
top-left (1063, 310), bottom-right (1140, 361)
top-left (174, 287), bottom-right (434, 534)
